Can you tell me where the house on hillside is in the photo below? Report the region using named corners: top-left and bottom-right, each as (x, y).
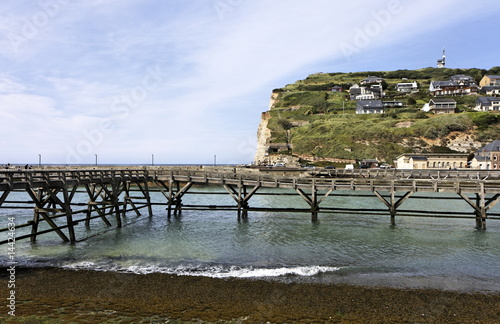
top-left (450, 74), bottom-right (476, 86)
top-left (356, 100), bottom-right (384, 114)
top-left (429, 79), bottom-right (478, 96)
top-left (480, 75), bottom-right (500, 87)
top-left (395, 81), bottom-right (418, 93)
top-left (479, 86), bottom-right (500, 96)
top-left (330, 86), bottom-right (343, 92)
top-left (360, 76), bottom-right (384, 86)
top-left (475, 97), bottom-right (500, 111)
top-left (349, 84), bottom-right (384, 100)
top-left (422, 98), bottom-right (457, 114)
top-left (395, 153), bottom-right (468, 170)
top-left (470, 140), bottom-right (500, 169)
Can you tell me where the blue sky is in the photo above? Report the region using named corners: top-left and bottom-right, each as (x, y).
top-left (1, 0), bottom-right (499, 165)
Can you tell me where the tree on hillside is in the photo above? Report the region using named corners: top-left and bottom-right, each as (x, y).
top-left (488, 66), bottom-right (500, 75)
top-left (277, 119), bottom-right (293, 149)
top-left (407, 97), bottom-right (417, 106)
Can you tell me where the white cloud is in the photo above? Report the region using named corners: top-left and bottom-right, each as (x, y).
top-left (0, 74), bottom-right (26, 93)
top-left (1, 0), bottom-right (500, 164)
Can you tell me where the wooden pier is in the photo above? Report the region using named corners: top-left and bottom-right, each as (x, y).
top-left (1, 167), bottom-right (500, 244)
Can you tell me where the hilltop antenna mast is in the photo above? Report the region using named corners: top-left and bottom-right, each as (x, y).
top-left (437, 47), bottom-right (446, 68)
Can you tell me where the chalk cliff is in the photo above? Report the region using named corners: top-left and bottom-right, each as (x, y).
top-left (253, 111), bottom-right (272, 165)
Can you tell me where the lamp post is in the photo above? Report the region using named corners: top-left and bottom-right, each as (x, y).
top-left (214, 155), bottom-right (217, 166)
top-left (95, 154), bottom-right (98, 166)
top-left (38, 154), bottom-right (41, 168)
top-left (152, 154), bottom-right (154, 166)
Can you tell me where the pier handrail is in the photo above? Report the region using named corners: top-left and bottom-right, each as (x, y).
top-left (2, 168), bottom-right (500, 194)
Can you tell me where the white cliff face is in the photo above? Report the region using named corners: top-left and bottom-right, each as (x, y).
top-left (253, 111), bottom-right (272, 165)
top-left (253, 93), bottom-right (279, 164)
top-left (254, 92), bottom-right (278, 165)
top-left (254, 92), bottom-right (303, 166)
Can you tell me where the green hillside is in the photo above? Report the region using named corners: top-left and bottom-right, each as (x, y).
top-left (265, 67), bottom-right (500, 164)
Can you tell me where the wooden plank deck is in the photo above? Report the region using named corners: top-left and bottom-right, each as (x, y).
top-left (1, 168), bottom-right (500, 244)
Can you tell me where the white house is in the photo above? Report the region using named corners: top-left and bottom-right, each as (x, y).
top-left (395, 81), bottom-right (418, 93)
top-left (475, 97), bottom-right (500, 111)
top-left (480, 86), bottom-right (500, 96)
top-left (422, 99), bottom-right (457, 114)
top-left (356, 100), bottom-right (384, 114)
top-left (395, 153), bottom-right (468, 170)
top-left (429, 75), bottom-right (478, 96)
top-left (360, 76), bottom-right (384, 85)
top-left (349, 84), bottom-right (384, 100)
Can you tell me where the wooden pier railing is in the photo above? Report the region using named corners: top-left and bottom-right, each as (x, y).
top-left (1, 168), bottom-right (500, 244)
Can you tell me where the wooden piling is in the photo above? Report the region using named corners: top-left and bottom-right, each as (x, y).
top-left (2, 168), bottom-right (500, 245)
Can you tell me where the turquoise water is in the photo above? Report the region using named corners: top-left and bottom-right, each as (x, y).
top-left (2, 187), bottom-right (500, 293)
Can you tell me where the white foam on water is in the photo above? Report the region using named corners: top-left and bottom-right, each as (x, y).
top-left (62, 262), bottom-right (340, 279)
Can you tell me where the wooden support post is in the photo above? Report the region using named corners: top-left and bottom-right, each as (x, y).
top-left (0, 190), bottom-right (10, 207)
top-left (26, 188), bottom-right (70, 243)
top-left (85, 184), bottom-right (94, 227)
top-left (476, 192), bottom-right (485, 229)
top-left (237, 176), bottom-right (243, 220)
top-left (311, 184), bottom-right (318, 222)
top-left (61, 184), bottom-right (76, 243)
top-left (167, 172), bottom-right (174, 218)
top-left (30, 188), bottom-right (43, 242)
top-left (457, 188), bottom-right (500, 230)
top-left (373, 190), bottom-right (413, 227)
top-left (170, 181), bottom-right (193, 217)
top-left (390, 191), bottom-right (396, 226)
top-left (85, 184), bottom-right (112, 227)
top-left (174, 181), bottom-right (181, 216)
top-left (224, 182), bottom-right (260, 220)
top-left (238, 184), bottom-right (249, 220)
top-left (296, 184), bottom-right (321, 222)
top-left (111, 180), bottom-right (122, 228)
top-left (141, 175), bottom-right (153, 217)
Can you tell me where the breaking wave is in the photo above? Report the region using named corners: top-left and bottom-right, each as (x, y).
top-left (62, 262), bottom-right (340, 279)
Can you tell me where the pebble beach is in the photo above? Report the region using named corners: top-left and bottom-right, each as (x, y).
top-left (3, 267), bottom-right (500, 323)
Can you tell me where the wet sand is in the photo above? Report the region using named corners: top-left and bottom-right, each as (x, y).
top-left (2, 267), bottom-right (500, 323)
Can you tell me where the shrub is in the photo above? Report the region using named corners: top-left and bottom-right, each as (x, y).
top-left (469, 112), bottom-right (500, 130)
top-left (424, 127), bottom-right (440, 139)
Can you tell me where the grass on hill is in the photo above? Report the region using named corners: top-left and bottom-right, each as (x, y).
top-left (267, 67), bottom-right (500, 163)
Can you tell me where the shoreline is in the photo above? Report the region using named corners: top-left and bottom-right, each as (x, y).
top-left (2, 267), bottom-right (500, 323)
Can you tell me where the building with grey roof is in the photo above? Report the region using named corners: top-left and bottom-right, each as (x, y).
top-left (470, 140), bottom-right (500, 169)
top-left (480, 75), bottom-right (500, 87)
top-left (355, 100), bottom-right (384, 114)
top-left (475, 97), bottom-right (500, 111)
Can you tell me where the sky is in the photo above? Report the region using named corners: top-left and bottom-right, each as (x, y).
top-left (1, 0), bottom-right (500, 165)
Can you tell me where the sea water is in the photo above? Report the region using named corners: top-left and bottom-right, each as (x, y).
top-left (2, 187), bottom-right (500, 293)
